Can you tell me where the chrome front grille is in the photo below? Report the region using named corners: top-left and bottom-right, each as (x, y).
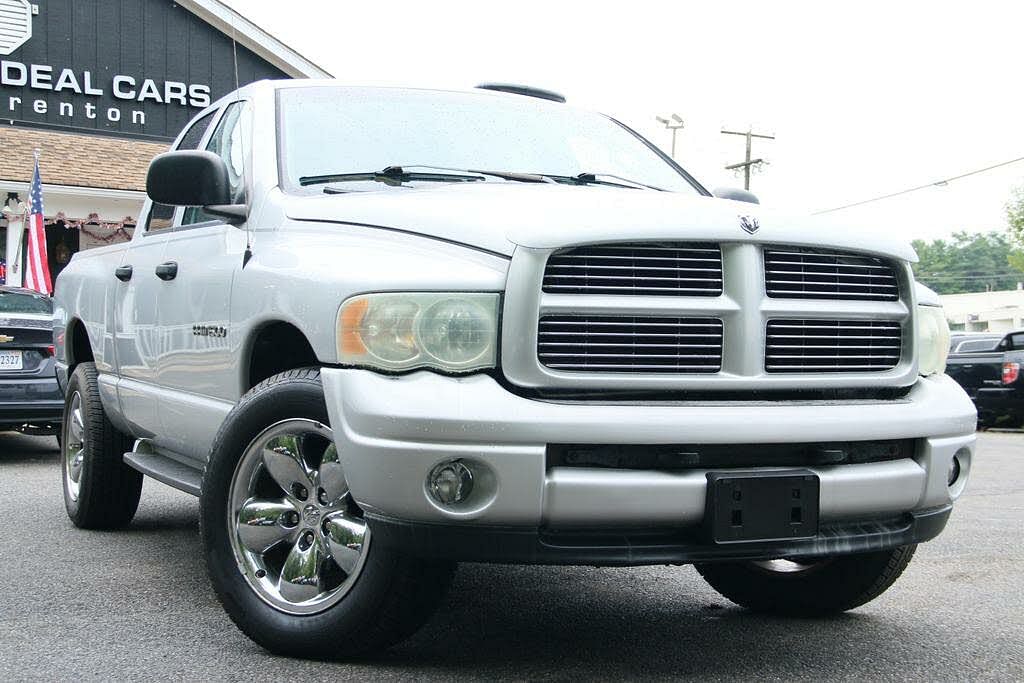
top-left (538, 316), bottom-right (723, 373)
top-left (764, 248), bottom-right (899, 301)
top-left (503, 241), bottom-right (913, 391)
top-left (542, 243), bottom-right (723, 296)
top-left (765, 320), bottom-right (902, 373)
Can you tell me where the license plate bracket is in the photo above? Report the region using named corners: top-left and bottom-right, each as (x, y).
top-left (0, 350), bottom-right (23, 371)
top-left (705, 470), bottom-right (819, 544)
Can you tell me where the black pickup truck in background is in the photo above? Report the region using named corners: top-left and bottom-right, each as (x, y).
top-left (946, 330), bottom-right (1024, 427)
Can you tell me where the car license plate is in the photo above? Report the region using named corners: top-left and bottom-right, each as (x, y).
top-left (705, 470), bottom-right (819, 544)
top-left (0, 350), bottom-right (23, 371)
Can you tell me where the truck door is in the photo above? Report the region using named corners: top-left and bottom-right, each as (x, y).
top-left (113, 111), bottom-right (217, 439)
top-left (150, 100), bottom-right (251, 461)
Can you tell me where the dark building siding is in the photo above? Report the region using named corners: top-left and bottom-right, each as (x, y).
top-left (0, 0), bottom-right (289, 141)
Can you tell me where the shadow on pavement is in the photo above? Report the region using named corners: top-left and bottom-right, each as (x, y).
top-left (367, 563), bottom-right (1015, 678)
top-left (0, 431), bottom-right (59, 462)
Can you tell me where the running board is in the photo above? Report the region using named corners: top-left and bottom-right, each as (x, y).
top-left (123, 442), bottom-right (202, 496)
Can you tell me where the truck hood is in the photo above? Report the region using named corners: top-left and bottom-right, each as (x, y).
top-left (285, 183), bottom-right (917, 262)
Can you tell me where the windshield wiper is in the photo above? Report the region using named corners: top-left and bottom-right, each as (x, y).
top-left (301, 165), bottom-right (558, 188)
top-left (572, 173), bottom-right (665, 191)
top-left (384, 165), bottom-right (554, 184)
top-left (300, 166), bottom-right (487, 187)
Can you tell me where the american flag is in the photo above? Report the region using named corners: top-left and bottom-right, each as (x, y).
top-left (24, 155), bottom-right (52, 295)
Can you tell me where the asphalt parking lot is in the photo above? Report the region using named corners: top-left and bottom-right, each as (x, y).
top-left (0, 431), bottom-right (1021, 681)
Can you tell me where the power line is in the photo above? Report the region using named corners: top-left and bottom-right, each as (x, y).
top-left (916, 272), bottom-right (1024, 281)
top-left (813, 155), bottom-right (1024, 215)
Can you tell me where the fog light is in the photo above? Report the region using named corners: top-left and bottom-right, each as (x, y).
top-left (428, 460), bottom-right (474, 506)
top-left (947, 456), bottom-right (961, 487)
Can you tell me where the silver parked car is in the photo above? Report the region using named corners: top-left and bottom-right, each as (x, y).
top-left (52, 81), bottom-right (977, 658)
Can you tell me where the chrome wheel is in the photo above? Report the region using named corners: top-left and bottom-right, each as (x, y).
top-left (63, 391), bottom-right (86, 502)
top-left (227, 418), bottom-right (369, 615)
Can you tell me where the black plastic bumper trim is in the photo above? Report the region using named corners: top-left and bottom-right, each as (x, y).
top-left (366, 506), bottom-right (952, 566)
top-left (0, 400), bottom-right (64, 426)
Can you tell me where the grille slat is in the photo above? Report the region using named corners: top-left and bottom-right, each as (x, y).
top-left (766, 320), bottom-right (902, 373)
top-left (550, 264), bottom-right (723, 272)
top-left (544, 285), bottom-right (722, 294)
top-left (546, 274), bottom-right (723, 282)
top-left (541, 343), bottom-right (722, 349)
top-left (769, 279), bottom-right (897, 288)
top-left (766, 269), bottom-right (896, 280)
top-left (538, 316), bottom-right (723, 373)
top-left (543, 243), bottom-right (723, 296)
top-left (764, 248), bottom-right (899, 301)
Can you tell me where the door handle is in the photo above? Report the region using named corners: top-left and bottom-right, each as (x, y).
top-left (155, 261), bottom-right (178, 281)
top-left (114, 265), bottom-right (133, 282)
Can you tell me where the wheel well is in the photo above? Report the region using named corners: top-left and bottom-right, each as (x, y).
top-left (247, 322), bottom-right (319, 390)
top-left (68, 319), bottom-right (93, 371)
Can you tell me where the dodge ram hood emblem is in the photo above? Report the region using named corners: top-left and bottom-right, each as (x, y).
top-left (739, 215), bottom-right (760, 234)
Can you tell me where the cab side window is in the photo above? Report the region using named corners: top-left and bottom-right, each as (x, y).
top-left (182, 101), bottom-right (250, 226)
top-left (1009, 333), bottom-right (1024, 350)
top-left (145, 111), bottom-right (215, 232)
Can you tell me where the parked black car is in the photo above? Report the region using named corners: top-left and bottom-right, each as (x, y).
top-left (946, 329), bottom-right (1024, 427)
top-left (0, 287), bottom-right (62, 441)
top-left (949, 333), bottom-right (1003, 354)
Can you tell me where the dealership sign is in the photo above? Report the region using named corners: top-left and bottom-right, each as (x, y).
top-left (0, 0), bottom-right (286, 140)
top-left (1, 60), bottom-right (211, 124)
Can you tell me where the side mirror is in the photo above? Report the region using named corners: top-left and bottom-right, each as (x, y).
top-left (146, 151), bottom-right (247, 224)
top-left (712, 187), bottom-right (760, 205)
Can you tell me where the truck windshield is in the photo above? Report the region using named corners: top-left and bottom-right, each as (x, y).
top-left (278, 86), bottom-right (703, 195)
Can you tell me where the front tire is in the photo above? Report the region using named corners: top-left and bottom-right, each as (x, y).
top-left (200, 368), bottom-right (454, 659)
top-left (61, 362), bottom-right (143, 529)
top-left (695, 545), bottom-right (917, 616)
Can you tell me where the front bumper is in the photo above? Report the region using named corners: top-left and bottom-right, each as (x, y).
top-left (366, 506), bottom-right (952, 566)
top-left (323, 370), bottom-right (976, 563)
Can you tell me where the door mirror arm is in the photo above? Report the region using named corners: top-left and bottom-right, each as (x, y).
top-left (203, 204), bottom-right (248, 226)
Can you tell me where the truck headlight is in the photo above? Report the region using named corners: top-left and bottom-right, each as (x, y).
top-left (917, 304), bottom-right (951, 376)
top-left (338, 293), bottom-right (499, 373)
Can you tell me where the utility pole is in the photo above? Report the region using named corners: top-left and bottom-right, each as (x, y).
top-left (721, 127), bottom-right (775, 190)
top-left (656, 114), bottom-right (685, 159)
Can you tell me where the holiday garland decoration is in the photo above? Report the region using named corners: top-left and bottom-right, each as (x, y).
top-left (50, 212), bottom-right (136, 243)
top-left (2, 210), bottom-right (137, 244)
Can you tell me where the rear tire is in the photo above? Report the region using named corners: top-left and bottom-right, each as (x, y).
top-left (201, 368), bottom-right (455, 659)
top-left (61, 362), bottom-right (143, 529)
top-left (695, 545), bottom-right (917, 616)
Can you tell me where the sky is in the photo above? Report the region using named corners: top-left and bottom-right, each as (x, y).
top-left (223, 0), bottom-right (1024, 243)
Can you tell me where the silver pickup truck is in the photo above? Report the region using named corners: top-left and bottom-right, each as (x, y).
top-left (53, 80), bottom-right (977, 659)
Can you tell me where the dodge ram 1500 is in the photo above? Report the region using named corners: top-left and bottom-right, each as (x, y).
top-left (53, 80), bottom-right (977, 658)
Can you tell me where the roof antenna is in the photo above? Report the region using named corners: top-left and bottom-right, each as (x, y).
top-left (229, 11), bottom-right (253, 269)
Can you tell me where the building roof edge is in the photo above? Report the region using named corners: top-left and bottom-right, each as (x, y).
top-left (176, 0), bottom-right (333, 79)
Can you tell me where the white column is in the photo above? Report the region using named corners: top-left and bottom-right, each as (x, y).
top-left (2, 199), bottom-right (25, 288)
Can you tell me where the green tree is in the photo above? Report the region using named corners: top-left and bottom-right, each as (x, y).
top-left (912, 231), bottom-right (1024, 294)
top-left (1006, 185), bottom-right (1024, 271)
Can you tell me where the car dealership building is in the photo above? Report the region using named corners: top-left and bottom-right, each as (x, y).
top-left (0, 0), bottom-right (327, 285)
